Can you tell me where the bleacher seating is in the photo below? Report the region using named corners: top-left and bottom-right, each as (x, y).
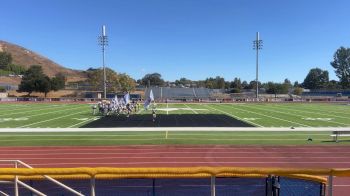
top-left (302, 90), bottom-right (350, 97)
top-left (145, 87), bottom-right (211, 99)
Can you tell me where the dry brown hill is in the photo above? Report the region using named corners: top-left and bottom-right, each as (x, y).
top-left (0, 40), bottom-right (86, 82)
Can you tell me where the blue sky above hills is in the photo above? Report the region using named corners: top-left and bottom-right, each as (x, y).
top-left (1, 0), bottom-right (350, 82)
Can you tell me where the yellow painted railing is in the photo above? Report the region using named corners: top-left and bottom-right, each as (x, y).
top-left (2, 166), bottom-right (349, 184)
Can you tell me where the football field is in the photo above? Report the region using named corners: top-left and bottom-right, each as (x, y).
top-left (0, 102), bottom-right (349, 146)
top-left (0, 102), bottom-right (349, 128)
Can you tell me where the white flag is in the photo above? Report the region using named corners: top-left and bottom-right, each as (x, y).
top-left (124, 93), bottom-right (130, 104)
top-left (149, 89), bottom-right (154, 101)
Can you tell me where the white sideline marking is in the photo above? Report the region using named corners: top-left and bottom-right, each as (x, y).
top-left (0, 133), bottom-right (331, 137)
top-left (0, 138), bottom-right (331, 141)
top-left (226, 105), bottom-right (310, 127)
top-left (0, 127), bottom-right (349, 132)
top-left (203, 105), bottom-right (263, 127)
top-left (19, 111), bottom-right (87, 128)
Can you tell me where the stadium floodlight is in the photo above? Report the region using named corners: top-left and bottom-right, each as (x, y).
top-left (253, 32), bottom-right (263, 99)
top-left (98, 25), bottom-right (108, 99)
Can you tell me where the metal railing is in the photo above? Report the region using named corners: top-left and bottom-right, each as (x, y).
top-left (0, 160), bottom-right (84, 196)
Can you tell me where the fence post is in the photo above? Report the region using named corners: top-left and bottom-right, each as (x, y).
top-left (90, 176), bottom-right (95, 196)
top-left (211, 175), bottom-right (216, 196)
top-left (328, 175), bottom-right (333, 196)
top-left (14, 161), bottom-right (19, 196)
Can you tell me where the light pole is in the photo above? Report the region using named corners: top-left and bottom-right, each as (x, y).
top-left (253, 32), bottom-right (263, 99)
top-left (98, 25), bottom-right (108, 99)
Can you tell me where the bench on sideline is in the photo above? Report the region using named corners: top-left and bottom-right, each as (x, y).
top-left (331, 131), bottom-right (350, 142)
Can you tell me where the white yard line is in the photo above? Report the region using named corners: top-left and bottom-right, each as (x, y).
top-left (21, 105), bottom-right (87, 119)
top-left (68, 117), bottom-right (97, 128)
top-left (243, 104), bottom-right (350, 126)
top-left (272, 104), bottom-right (350, 120)
top-left (203, 105), bottom-right (263, 127)
top-left (166, 102), bottom-right (169, 115)
top-left (0, 105), bottom-right (69, 117)
top-left (19, 111), bottom-right (87, 128)
top-left (184, 104), bottom-right (198, 114)
top-left (223, 105), bottom-right (311, 127)
top-left (299, 105), bottom-right (350, 115)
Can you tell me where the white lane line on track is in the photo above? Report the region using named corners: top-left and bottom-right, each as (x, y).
top-left (223, 104), bottom-right (311, 127)
top-left (242, 104), bottom-right (350, 126)
top-left (19, 110), bottom-right (87, 128)
top-left (204, 105), bottom-right (263, 127)
top-left (2, 156), bottom-right (350, 160)
top-left (8, 162), bottom-right (350, 166)
top-left (2, 151), bottom-right (350, 155)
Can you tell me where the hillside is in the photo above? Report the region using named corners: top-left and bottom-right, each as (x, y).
top-left (0, 40), bottom-right (86, 82)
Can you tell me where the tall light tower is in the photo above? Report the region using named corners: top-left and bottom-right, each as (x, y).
top-left (253, 32), bottom-right (263, 99)
top-left (99, 25), bottom-right (108, 99)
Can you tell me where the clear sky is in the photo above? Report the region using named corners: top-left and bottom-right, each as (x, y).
top-left (1, 0), bottom-right (350, 83)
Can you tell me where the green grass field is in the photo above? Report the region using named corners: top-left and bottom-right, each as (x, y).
top-left (0, 103), bottom-right (349, 128)
top-left (0, 102), bottom-right (349, 146)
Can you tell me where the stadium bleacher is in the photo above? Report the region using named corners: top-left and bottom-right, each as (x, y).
top-left (145, 87), bottom-right (212, 100)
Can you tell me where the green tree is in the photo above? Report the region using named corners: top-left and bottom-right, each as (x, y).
top-left (293, 87), bottom-right (304, 95)
top-left (175, 78), bottom-right (192, 87)
top-left (118, 73), bottom-right (136, 91)
top-left (39, 76), bottom-right (51, 97)
top-left (141, 73), bottom-right (165, 87)
top-left (51, 73), bottom-right (66, 91)
top-left (86, 68), bottom-right (136, 92)
top-left (330, 47), bottom-right (350, 88)
top-left (0, 52), bottom-right (12, 69)
top-left (18, 65), bottom-right (47, 96)
top-left (302, 68), bottom-right (329, 89)
top-left (242, 81), bottom-right (249, 89)
top-left (216, 76), bottom-right (225, 89)
top-left (293, 81), bottom-right (300, 88)
top-left (230, 77), bottom-right (242, 89)
top-left (327, 80), bottom-right (341, 90)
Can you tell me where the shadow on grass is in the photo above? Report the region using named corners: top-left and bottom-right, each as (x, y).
top-left (81, 114), bottom-right (254, 128)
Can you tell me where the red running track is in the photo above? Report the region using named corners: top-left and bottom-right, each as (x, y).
top-left (0, 145), bottom-right (350, 195)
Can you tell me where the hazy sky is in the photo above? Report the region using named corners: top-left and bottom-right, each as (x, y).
top-left (1, 0), bottom-right (350, 82)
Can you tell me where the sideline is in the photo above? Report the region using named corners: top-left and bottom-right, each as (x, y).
top-left (0, 127), bottom-right (349, 132)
